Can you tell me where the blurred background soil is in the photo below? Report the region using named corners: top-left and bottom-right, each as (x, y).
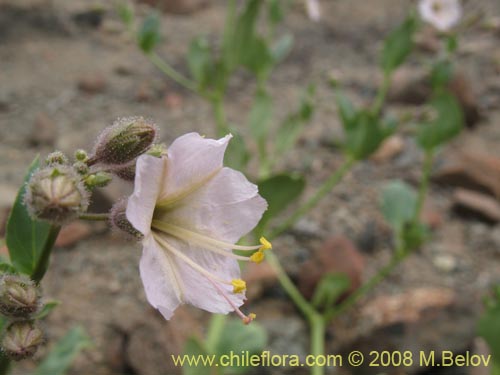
top-left (1, 0), bottom-right (500, 374)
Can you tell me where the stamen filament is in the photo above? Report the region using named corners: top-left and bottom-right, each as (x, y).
top-left (152, 220), bottom-right (262, 251)
top-left (206, 276), bottom-right (254, 324)
top-left (153, 233), bottom-right (232, 286)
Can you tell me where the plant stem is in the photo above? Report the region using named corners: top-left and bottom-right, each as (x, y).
top-left (270, 157), bottom-right (354, 238)
top-left (309, 313), bottom-right (326, 375)
top-left (324, 250), bottom-right (406, 322)
top-left (206, 314), bottom-right (226, 352)
top-left (414, 150), bottom-right (434, 222)
top-left (31, 225), bottom-right (61, 283)
top-left (211, 96), bottom-right (230, 137)
top-left (147, 52), bottom-right (200, 95)
top-left (79, 213), bottom-right (110, 221)
top-left (371, 71), bottom-right (391, 117)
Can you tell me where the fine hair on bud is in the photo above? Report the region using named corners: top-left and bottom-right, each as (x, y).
top-left (111, 161), bottom-right (136, 181)
top-left (45, 151), bottom-right (68, 166)
top-left (1, 321), bottom-right (44, 361)
top-left (0, 275), bottom-right (41, 319)
top-left (110, 198), bottom-right (143, 240)
top-left (24, 165), bottom-right (90, 224)
top-left (89, 116), bottom-right (158, 166)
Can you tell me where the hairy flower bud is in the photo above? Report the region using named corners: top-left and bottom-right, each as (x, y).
top-left (73, 161), bottom-right (89, 176)
top-left (24, 166), bottom-right (89, 224)
top-left (45, 151), bottom-right (68, 166)
top-left (74, 149), bottom-right (88, 162)
top-left (89, 117), bottom-right (157, 166)
top-left (84, 172), bottom-right (112, 189)
top-left (110, 199), bottom-right (143, 240)
top-left (1, 321), bottom-right (44, 361)
top-left (0, 275), bottom-right (41, 318)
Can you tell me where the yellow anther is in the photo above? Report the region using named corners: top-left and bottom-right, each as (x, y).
top-left (259, 237), bottom-right (272, 251)
top-left (243, 313), bottom-right (256, 325)
top-left (250, 250), bottom-right (265, 264)
top-left (231, 279), bottom-right (247, 294)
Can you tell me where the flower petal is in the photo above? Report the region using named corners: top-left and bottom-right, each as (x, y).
top-left (157, 133), bottom-right (231, 204)
top-left (126, 155), bottom-right (166, 236)
top-left (139, 234), bottom-right (183, 320)
top-left (157, 167), bottom-right (267, 243)
top-left (158, 235), bottom-right (246, 314)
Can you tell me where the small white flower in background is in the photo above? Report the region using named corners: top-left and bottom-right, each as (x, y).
top-left (306, 0), bottom-right (320, 22)
top-left (419, 0), bottom-right (462, 31)
top-left (126, 133), bottom-right (271, 323)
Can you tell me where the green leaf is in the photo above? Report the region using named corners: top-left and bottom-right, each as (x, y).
top-left (248, 90), bottom-right (273, 142)
top-left (312, 273), bottom-right (350, 309)
top-left (380, 180), bottom-right (418, 232)
top-left (336, 90), bottom-right (357, 130)
top-left (275, 84), bottom-right (315, 156)
top-left (6, 157), bottom-right (55, 276)
top-left (182, 337), bottom-right (211, 375)
top-left (271, 34), bottom-right (294, 63)
top-left (187, 36), bottom-right (213, 90)
top-left (215, 319), bottom-right (267, 374)
top-left (430, 60), bottom-right (453, 90)
top-left (34, 300), bottom-right (61, 320)
top-left (137, 13), bottom-right (161, 53)
top-left (344, 110), bottom-right (394, 160)
top-left (417, 92), bottom-right (464, 151)
top-left (381, 15), bottom-right (418, 74)
top-left (224, 128), bottom-right (251, 172)
top-left (242, 37), bottom-right (273, 77)
top-left (257, 174), bottom-right (305, 233)
top-left (32, 327), bottom-right (90, 375)
top-left (268, 0), bottom-right (284, 25)
top-left (478, 287), bottom-right (500, 374)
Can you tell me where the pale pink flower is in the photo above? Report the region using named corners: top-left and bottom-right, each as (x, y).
top-left (126, 133), bottom-right (270, 323)
top-left (419, 0), bottom-right (462, 31)
top-left (306, 0), bottom-right (320, 22)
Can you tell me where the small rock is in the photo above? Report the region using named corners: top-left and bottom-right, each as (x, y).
top-left (114, 65), bottom-right (135, 76)
top-left (298, 236), bottom-right (365, 300)
top-left (29, 112), bottom-right (57, 147)
top-left (433, 151), bottom-right (500, 199)
top-left (137, 0), bottom-right (208, 14)
top-left (77, 73), bottom-right (107, 94)
top-left (55, 222), bottom-right (92, 248)
top-left (336, 288), bottom-right (479, 374)
top-left (136, 83), bottom-right (155, 102)
top-left (163, 92), bottom-right (183, 110)
top-left (388, 69), bottom-right (480, 127)
top-left (72, 8), bottom-right (104, 28)
top-left (371, 135), bottom-right (405, 163)
top-left (415, 27), bottom-right (440, 53)
top-left (388, 68), bottom-right (430, 105)
top-left (452, 188), bottom-right (500, 223)
top-left (243, 261), bottom-right (277, 300)
top-left (432, 254), bottom-right (458, 273)
top-left (420, 201), bottom-right (444, 230)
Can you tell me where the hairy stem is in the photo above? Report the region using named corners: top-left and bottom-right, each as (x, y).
top-left (147, 52), bottom-right (200, 95)
top-left (371, 71), bottom-right (391, 117)
top-left (414, 150), bottom-right (434, 222)
top-left (211, 96), bottom-right (230, 137)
